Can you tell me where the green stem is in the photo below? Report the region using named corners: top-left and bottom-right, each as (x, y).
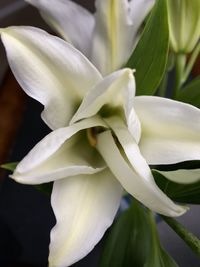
top-left (182, 43), bottom-right (200, 84)
top-left (172, 53), bottom-right (186, 99)
top-left (161, 216), bottom-right (200, 258)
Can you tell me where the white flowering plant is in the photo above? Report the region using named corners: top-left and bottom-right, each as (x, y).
top-left (1, 0), bottom-right (200, 266)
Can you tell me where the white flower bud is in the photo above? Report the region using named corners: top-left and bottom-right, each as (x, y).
top-left (167, 0), bottom-right (200, 53)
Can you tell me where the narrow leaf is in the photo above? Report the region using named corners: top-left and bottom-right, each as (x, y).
top-left (145, 211), bottom-right (178, 267)
top-left (99, 201), bottom-right (151, 267)
top-left (1, 162), bottom-right (52, 196)
top-left (34, 183), bottom-right (53, 196)
top-left (126, 0), bottom-right (169, 95)
top-left (153, 170), bottom-right (200, 204)
top-left (1, 162), bottom-right (18, 171)
top-left (100, 200), bottom-right (178, 267)
top-left (176, 77), bottom-right (200, 108)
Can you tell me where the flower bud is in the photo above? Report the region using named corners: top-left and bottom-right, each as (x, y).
top-left (167, 0), bottom-right (200, 53)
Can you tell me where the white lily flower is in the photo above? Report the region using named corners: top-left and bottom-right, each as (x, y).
top-left (1, 26), bottom-right (200, 267)
top-left (25, 0), bottom-right (155, 75)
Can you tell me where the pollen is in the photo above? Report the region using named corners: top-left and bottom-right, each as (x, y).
top-left (87, 128), bottom-right (97, 147)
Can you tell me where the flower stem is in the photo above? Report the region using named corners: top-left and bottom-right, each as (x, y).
top-left (182, 43), bottom-right (200, 84)
top-left (172, 53), bottom-right (186, 99)
top-left (161, 215), bottom-right (200, 258)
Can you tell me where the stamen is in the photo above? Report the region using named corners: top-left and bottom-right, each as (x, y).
top-left (87, 128), bottom-right (97, 147)
top-left (87, 127), bottom-right (106, 147)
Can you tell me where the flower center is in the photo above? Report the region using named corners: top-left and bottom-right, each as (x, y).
top-left (87, 127), bottom-right (105, 147)
top-left (99, 104), bottom-right (122, 118)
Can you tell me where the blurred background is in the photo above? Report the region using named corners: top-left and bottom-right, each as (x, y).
top-left (0, 1), bottom-right (199, 266)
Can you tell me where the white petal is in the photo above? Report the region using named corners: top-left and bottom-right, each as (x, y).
top-left (71, 68), bottom-right (140, 142)
top-left (71, 69), bottom-right (132, 120)
top-left (11, 116), bottom-right (107, 184)
top-left (154, 169), bottom-right (200, 184)
top-left (0, 26), bottom-right (101, 129)
top-left (91, 0), bottom-right (135, 75)
top-left (105, 116), bottom-right (152, 181)
top-left (129, 0), bottom-right (155, 31)
top-left (26, 0), bottom-right (94, 57)
top-left (134, 96), bottom-right (200, 165)
top-left (97, 130), bottom-right (187, 217)
top-left (123, 74), bottom-right (141, 143)
top-left (49, 169), bottom-right (122, 267)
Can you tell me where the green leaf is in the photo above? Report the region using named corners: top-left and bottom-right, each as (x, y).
top-left (144, 212), bottom-right (178, 267)
top-left (99, 201), bottom-right (178, 267)
top-left (145, 246), bottom-right (178, 267)
top-left (1, 161), bottom-right (52, 196)
top-left (153, 170), bottom-right (200, 204)
top-left (99, 201), bottom-right (151, 267)
top-left (126, 0), bottom-right (169, 95)
top-left (34, 183), bottom-right (53, 197)
top-left (176, 77), bottom-right (200, 108)
top-left (153, 160), bottom-right (200, 172)
top-left (1, 162), bottom-right (18, 171)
